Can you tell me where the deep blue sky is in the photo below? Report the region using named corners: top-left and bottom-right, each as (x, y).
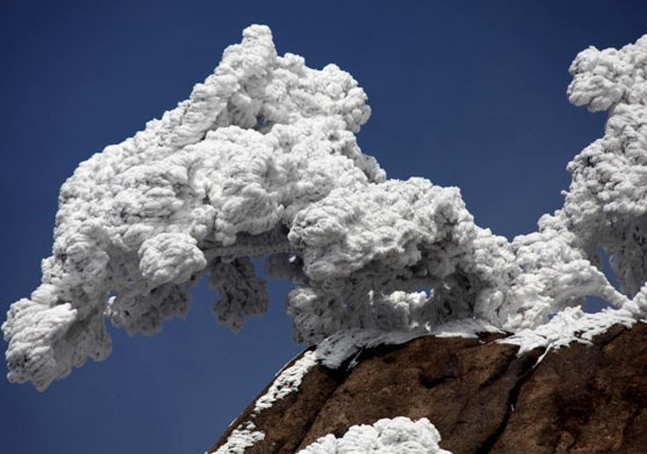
top-left (1, 2), bottom-right (646, 453)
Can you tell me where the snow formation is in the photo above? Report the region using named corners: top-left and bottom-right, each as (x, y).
top-left (4, 26), bottom-right (647, 391)
top-left (296, 417), bottom-right (452, 454)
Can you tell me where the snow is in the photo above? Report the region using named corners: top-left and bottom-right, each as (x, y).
top-left (314, 318), bottom-right (501, 370)
top-left (560, 34), bottom-right (647, 299)
top-left (502, 306), bottom-right (637, 356)
top-left (2, 24), bottom-right (383, 390)
top-left (286, 179), bottom-right (518, 344)
top-left (296, 417), bottom-right (453, 454)
top-left (4, 25), bottom-right (647, 393)
top-left (212, 422), bottom-right (264, 454)
top-left (254, 350), bottom-right (317, 412)
top-left (214, 350), bottom-right (317, 451)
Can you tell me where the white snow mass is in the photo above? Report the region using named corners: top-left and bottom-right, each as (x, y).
top-left (4, 25), bottom-right (647, 390)
top-left (213, 350), bottom-right (317, 452)
top-left (296, 417), bottom-right (452, 454)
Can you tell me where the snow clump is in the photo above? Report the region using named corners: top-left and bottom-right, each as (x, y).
top-left (296, 417), bottom-right (453, 454)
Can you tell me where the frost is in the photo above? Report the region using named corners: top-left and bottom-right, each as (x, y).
top-left (296, 417), bottom-right (452, 454)
top-left (5, 26), bottom-right (647, 390)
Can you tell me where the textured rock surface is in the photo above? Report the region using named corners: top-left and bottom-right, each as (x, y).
top-left (209, 323), bottom-right (647, 454)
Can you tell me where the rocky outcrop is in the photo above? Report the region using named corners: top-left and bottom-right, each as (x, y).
top-left (209, 323), bottom-right (647, 454)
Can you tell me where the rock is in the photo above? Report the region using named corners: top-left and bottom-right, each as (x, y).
top-left (494, 323), bottom-right (647, 453)
top-left (209, 323), bottom-right (647, 454)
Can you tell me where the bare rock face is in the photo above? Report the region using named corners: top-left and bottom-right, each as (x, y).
top-left (209, 323), bottom-right (647, 454)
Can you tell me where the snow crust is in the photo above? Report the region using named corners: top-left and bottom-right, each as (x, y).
top-left (296, 417), bottom-right (452, 454)
top-left (4, 25), bottom-right (647, 390)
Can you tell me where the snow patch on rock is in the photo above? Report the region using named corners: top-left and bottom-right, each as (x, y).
top-left (214, 350), bottom-right (318, 452)
top-left (254, 350), bottom-right (317, 412)
top-left (212, 422), bottom-right (264, 454)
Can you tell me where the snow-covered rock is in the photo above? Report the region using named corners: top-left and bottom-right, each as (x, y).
top-left (209, 323), bottom-right (647, 453)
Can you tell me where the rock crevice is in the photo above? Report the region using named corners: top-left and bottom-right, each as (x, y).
top-left (475, 349), bottom-right (540, 454)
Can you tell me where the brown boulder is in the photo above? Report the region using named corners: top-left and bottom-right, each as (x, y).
top-left (209, 323), bottom-right (647, 454)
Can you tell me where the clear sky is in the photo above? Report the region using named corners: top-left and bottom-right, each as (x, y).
top-left (1, 1), bottom-right (646, 453)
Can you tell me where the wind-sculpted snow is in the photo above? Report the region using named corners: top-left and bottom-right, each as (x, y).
top-left (286, 178), bottom-right (518, 343)
top-left (494, 33), bottom-right (647, 349)
top-left (5, 26), bottom-right (647, 390)
top-left (296, 417), bottom-right (452, 454)
top-left (563, 35), bottom-right (647, 299)
top-left (2, 25), bottom-right (383, 390)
